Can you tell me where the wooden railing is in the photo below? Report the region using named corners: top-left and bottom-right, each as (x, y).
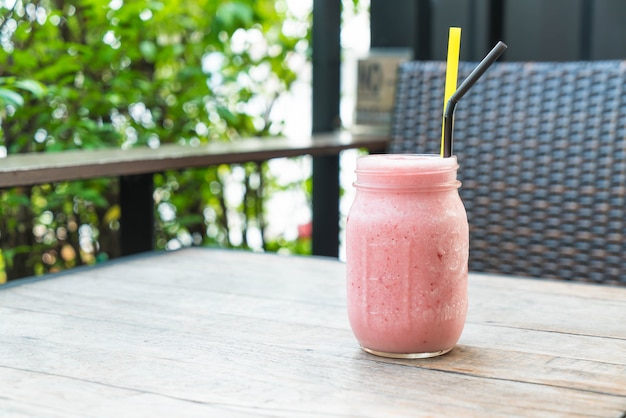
top-left (0, 131), bottom-right (388, 257)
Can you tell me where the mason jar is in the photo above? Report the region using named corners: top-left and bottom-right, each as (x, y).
top-left (346, 154), bottom-right (469, 358)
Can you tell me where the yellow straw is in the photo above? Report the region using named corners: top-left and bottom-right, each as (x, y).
top-left (441, 27), bottom-right (462, 156)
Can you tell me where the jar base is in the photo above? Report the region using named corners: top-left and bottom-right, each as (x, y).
top-left (361, 345), bottom-right (454, 359)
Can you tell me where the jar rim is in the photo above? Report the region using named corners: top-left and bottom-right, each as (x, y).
top-left (354, 154), bottom-right (460, 191)
top-left (355, 154), bottom-right (459, 175)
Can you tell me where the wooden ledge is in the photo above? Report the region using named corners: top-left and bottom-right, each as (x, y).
top-left (0, 132), bottom-right (388, 188)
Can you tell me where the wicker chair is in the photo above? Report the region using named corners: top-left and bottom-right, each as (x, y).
top-left (390, 60), bottom-right (626, 285)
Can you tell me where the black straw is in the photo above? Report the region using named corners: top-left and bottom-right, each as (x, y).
top-left (442, 41), bottom-right (508, 158)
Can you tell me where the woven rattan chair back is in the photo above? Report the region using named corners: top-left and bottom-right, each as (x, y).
top-left (390, 60), bottom-right (626, 285)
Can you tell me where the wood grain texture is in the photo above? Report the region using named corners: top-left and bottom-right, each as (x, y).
top-left (0, 132), bottom-right (388, 188)
top-left (1, 248), bottom-right (625, 417)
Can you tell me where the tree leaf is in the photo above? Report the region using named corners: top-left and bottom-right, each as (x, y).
top-left (14, 79), bottom-right (47, 98)
top-left (139, 41), bottom-right (157, 63)
top-left (0, 88), bottom-right (24, 107)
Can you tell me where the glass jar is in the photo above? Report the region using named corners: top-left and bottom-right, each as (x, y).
top-left (346, 154), bottom-right (469, 358)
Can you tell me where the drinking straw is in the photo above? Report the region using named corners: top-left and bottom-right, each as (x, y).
top-left (440, 27), bottom-right (462, 157)
top-left (442, 41), bottom-right (508, 158)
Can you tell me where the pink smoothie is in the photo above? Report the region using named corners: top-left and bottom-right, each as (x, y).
top-left (346, 154), bottom-right (469, 357)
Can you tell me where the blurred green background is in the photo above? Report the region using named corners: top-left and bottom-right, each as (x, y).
top-left (0, 0), bottom-right (336, 281)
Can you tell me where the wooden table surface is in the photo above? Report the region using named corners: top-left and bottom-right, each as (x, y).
top-left (1, 248), bottom-right (625, 417)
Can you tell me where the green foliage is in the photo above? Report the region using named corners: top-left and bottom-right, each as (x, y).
top-left (0, 0), bottom-right (313, 281)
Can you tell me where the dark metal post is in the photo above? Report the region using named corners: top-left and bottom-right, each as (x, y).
top-left (120, 174), bottom-right (154, 255)
top-left (488, 0), bottom-right (505, 54)
top-left (311, 0), bottom-right (341, 257)
top-left (579, 0), bottom-right (592, 60)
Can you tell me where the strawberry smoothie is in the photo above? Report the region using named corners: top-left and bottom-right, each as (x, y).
top-left (346, 154), bottom-right (469, 358)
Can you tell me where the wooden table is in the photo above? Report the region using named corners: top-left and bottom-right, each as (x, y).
top-left (1, 248), bottom-right (625, 417)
